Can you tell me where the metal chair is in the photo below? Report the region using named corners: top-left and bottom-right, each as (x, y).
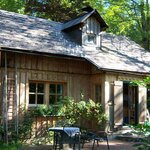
top-left (92, 122), bottom-right (110, 150)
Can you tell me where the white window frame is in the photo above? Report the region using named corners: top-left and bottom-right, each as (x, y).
top-left (29, 82), bottom-right (45, 107)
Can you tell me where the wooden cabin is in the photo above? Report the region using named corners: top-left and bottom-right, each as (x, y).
top-left (0, 7), bottom-right (150, 142)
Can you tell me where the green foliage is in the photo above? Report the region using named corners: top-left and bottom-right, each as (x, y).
top-left (58, 97), bottom-right (107, 126)
top-left (131, 76), bottom-right (150, 88)
top-left (131, 122), bottom-right (150, 136)
top-left (131, 76), bottom-right (150, 112)
top-left (102, 0), bottom-right (150, 51)
top-left (33, 97), bottom-right (107, 127)
top-left (131, 122), bottom-right (150, 149)
top-left (33, 104), bottom-right (64, 117)
top-left (0, 97), bottom-right (106, 145)
top-left (33, 105), bottom-right (54, 116)
top-left (0, 0), bottom-right (25, 13)
top-left (24, 0), bottom-right (89, 22)
top-left (0, 142), bottom-right (21, 150)
top-left (18, 110), bottom-right (33, 141)
top-left (0, 0), bottom-right (149, 50)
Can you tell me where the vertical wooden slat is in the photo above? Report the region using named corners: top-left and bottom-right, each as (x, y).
top-left (15, 53), bottom-right (19, 136)
top-left (3, 52), bottom-right (8, 143)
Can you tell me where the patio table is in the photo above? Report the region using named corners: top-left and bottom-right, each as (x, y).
top-left (48, 127), bottom-right (80, 150)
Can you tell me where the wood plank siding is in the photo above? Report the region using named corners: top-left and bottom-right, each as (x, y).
top-left (0, 51), bottom-right (104, 112)
top-left (82, 16), bottom-right (101, 47)
top-left (0, 51), bottom-right (106, 140)
top-left (0, 50), bottom-right (148, 137)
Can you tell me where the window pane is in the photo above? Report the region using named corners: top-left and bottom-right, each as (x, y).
top-left (95, 85), bottom-right (101, 102)
top-left (29, 83), bottom-right (36, 92)
top-left (37, 95), bottom-right (44, 104)
top-left (29, 94), bottom-right (35, 104)
top-left (50, 84), bottom-right (56, 94)
top-left (49, 95), bottom-right (56, 104)
top-left (38, 83), bottom-right (44, 93)
top-left (57, 84), bottom-right (63, 94)
top-left (88, 34), bottom-right (96, 44)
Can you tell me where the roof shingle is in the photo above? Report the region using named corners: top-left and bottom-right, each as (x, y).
top-left (0, 9), bottom-right (150, 74)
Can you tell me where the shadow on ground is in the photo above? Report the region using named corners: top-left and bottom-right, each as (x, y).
top-left (20, 140), bottom-right (137, 150)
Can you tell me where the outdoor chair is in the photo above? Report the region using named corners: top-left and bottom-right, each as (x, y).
top-left (92, 122), bottom-right (110, 150)
top-left (80, 130), bottom-right (95, 148)
top-left (79, 122), bottom-right (111, 150)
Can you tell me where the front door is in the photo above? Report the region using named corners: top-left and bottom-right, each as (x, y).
top-left (123, 82), bottom-right (138, 124)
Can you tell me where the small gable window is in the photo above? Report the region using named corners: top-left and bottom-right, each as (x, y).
top-left (82, 17), bottom-right (101, 47)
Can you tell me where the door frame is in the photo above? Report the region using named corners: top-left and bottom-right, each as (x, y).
top-left (123, 82), bottom-right (138, 124)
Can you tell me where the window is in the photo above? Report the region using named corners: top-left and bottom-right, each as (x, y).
top-left (29, 82), bottom-right (44, 105)
top-left (29, 81), bottom-right (65, 106)
top-left (82, 17), bottom-right (101, 46)
top-left (87, 34), bottom-right (96, 44)
top-left (49, 83), bottom-right (63, 104)
top-left (95, 85), bottom-right (101, 103)
top-left (84, 34), bottom-right (96, 45)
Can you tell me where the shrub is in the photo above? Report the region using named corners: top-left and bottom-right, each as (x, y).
top-left (132, 122), bottom-right (150, 149)
top-left (31, 97), bottom-right (107, 128)
top-left (57, 97), bottom-right (107, 127)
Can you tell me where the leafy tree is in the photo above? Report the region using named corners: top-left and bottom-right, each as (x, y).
top-left (0, 0), bottom-right (149, 51)
top-left (102, 0), bottom-right (150, 51)
top-left (24, 0), bottom-right (89, 22)
top-left (24, 0), bottom-right (150, 51)
top-left (0, 0), bottom-right (25, 14)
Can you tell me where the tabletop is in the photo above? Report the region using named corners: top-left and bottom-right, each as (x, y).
top-left (48, 127), bottom-right (80, 137)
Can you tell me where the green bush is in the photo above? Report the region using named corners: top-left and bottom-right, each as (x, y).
top-left (57, 97), bottom-right (107, 127)
top-left (32, 104), bottom-right (65, 117)
top-left (132, 122), bottom-right (150, 149)
top-left (32, 97), bottom-right (107, 128)
top-left (0, 143), bottom-right (21, 150)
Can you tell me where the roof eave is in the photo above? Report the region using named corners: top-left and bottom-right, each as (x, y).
top-left (0, 46), bottom-right (84, 60)
top-left (1, 47), bottom-right (148, 76)
top-left (62, 23), bottom-right (84, 32)
top-left (85, 57), bottom-right (150, 76)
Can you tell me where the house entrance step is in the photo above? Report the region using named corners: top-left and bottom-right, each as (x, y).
top-left (110, 125), bottom-right (145, 142)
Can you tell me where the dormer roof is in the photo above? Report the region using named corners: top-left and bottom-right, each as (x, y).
top-left (62, 9), bottom-right (108, 31)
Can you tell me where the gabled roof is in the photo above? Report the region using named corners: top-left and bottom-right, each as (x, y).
top-left (0, 9), bottom-right (150, 74)
top-left (62, 9), bottom-right (108, 31)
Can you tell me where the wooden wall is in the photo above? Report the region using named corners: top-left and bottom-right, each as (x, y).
top-left (1, 51), bottom-right (147, 132)
top-left (0, 51), bottom-right (101, 113)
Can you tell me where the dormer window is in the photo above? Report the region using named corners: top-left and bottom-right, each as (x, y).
top-left (62, 7), bottom-right (108, 46)
top-left (82, 17), bottom-right (101, 47)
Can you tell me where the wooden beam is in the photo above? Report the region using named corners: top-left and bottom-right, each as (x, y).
top-left (3, 52), bottom-right (8, 143)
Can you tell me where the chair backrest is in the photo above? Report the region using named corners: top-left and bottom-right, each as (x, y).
top-left (98, 121), bottom-right (110, 131)
top-left (105, 122), bottom-right (111, 133)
